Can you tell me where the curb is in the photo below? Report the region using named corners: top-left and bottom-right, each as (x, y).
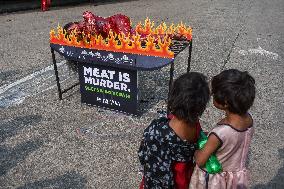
top-left (0, 0), bottom-right (90, 14)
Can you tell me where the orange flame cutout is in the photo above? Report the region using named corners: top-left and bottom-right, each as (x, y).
top-left (50, 18), bottom-right (192, 58)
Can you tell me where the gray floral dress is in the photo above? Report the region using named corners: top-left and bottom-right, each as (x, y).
top-left (138, 117), bottom-right (197, 189)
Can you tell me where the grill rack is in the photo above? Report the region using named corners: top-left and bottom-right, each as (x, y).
top-left (170, 40), bottom-right (191, 56)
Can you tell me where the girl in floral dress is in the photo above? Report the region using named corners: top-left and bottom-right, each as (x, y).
top-left (190, 69), bottom-right (256, 189)
top-left (138, 72), bottom-right (210, 189)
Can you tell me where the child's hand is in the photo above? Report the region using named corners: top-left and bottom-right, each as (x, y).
top-left (194, 134), bottom-right (221, 167)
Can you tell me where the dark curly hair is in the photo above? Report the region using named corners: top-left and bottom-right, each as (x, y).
top-left (168, 72), bottom-right (210, 124)
top-left (211, 69), bottom-right (255, 115)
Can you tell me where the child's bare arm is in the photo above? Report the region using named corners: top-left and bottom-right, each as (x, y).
top-left (194, 134), bottom-right (221, 167)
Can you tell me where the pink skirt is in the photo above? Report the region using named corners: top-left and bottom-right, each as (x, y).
top-left (189, 166), bottom-right (250, 189)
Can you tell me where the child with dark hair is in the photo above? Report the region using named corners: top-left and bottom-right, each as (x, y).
top-left (138, 72), bottom-right (210, 189)
top-left (190, 69), bottom-right (256, 189)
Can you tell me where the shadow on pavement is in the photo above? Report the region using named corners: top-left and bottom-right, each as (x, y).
top-left (0, 115), bottom-right (43, 176)
top-left (252, 148), bottom-right (284, 189)
top-left (0, 70), bottom-right (20, 85)
top-left (137, 69), bottom-right (169, 116)
top-left (0, 0), bottom-right (139, 14)
top-left (0, 115), bottom-right (42, 142)
top-left (16, 171), bottom-right (87, 189)
top-left (0, 139), bottom-right (44, 176)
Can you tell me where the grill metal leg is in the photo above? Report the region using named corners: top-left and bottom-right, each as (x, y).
top-left (187, 40), bottom-right (192, 73)
top-left (51, 48), bottom-right (62, 100)
top-left (167, 61), bottom-right (175, 114)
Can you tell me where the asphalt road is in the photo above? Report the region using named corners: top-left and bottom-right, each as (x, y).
top-left (0, 0), bottom-right (283, 188)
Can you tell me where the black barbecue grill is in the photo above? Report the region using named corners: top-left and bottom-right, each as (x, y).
top-left (50, 37), bottom-right (192, 114)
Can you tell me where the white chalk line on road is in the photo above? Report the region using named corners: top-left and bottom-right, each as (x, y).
top-left (238, 46), bottom-right (280, 60)
top-left (0, 60), bottom-right (66, 94)
top-left (0, 60), bottom-right (78, 108)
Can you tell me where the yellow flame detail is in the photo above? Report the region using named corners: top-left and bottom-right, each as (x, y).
top-left (50, 18), bottom-right (192, 58)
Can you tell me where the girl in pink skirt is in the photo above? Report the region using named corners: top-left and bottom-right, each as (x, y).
top-left (190, 69), bottom-right (256, 189)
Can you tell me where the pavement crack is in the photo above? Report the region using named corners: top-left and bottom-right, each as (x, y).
top-left (221, 29), bottom-right (242, 70)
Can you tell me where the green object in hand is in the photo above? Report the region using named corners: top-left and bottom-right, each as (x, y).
top-left (197, 130), bottom-right (222, 174)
